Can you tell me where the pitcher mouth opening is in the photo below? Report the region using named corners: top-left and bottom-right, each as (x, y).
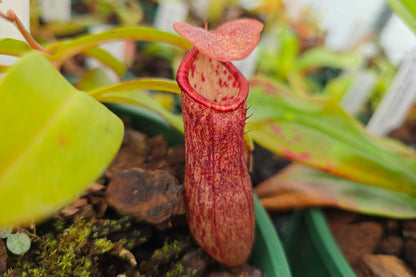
top-left (176, 47), bottom-right (249, 112)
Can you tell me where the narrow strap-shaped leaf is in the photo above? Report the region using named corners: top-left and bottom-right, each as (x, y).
top-left (256, 164), bottom-right (416, 218)
top-left (96, 90), bottom-right (184, 133)
top-left (83, 47), bottom-right (127, 78)
top-left (88, 78), bottom-right (181, 98)
top-left (47, 26), bottom-right (192, 67)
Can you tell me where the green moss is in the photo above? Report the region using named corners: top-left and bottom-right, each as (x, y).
top-left (8, 218), bottom-right (116, 276)
top-left (166, 263), bottom-right (189, 277)
top-left (151, 238), bottom-right (191, 265)
top-left (94, 238), bottom-right (114, 254)
top-left (125, 239), bottom-right (136, 250)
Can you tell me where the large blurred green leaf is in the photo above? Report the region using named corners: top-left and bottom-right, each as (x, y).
top-left (0, 53), bottom-right (124, 226)
top-left (248, 77), bottom-right (416, 196)
top-left (386, 0), bottom-right (416, 35)
top-left (256, 164), bottom-right (416, 218)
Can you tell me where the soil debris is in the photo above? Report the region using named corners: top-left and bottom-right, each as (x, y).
top-left (356, 254), bottom-right (415, 277)
top-left (327, 209), bottom-right (416, 277)
top-left (106, 168), bottom-right (185, 224)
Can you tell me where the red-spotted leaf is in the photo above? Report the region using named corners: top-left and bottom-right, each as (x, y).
top-left (255, 163), bottom-right (416, 219)
top-left (173, 19), bottom-right (263, 62)
top-left (247, 77), bottom-right (416, 197)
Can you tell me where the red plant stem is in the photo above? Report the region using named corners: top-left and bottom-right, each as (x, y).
top-left (0, 10), bottom-right (46, 53)
top-left (177, 47), bottom-right (254, 266)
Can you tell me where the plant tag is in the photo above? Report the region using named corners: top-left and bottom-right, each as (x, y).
top-left (341, 71), bottom-right (376, 115)
top-left (380, 15), bottom-right (416, 66)
top-left (0, 0), bottom-right (29, 40)
top-left (366, 50), bottom-right (416, 135)
top-left (40, 0), bottom-right (71, 23)
top-left (153, 0), bottom-right (188, 33)
top-left (0, 0), bottom-right (30, 65)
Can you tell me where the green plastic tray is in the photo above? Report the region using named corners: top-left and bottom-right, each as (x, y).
top-left (108, 103), bottom-right (292, 277)
top-left (283, 209), bottom-right (356, 277)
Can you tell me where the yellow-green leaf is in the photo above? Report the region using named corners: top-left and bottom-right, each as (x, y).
top-left (0, 53), bottom-right (124, 226)
top-left (48, 26), bottom-right (192, 67)
top-left (386, 0), bottom-right (416, 35)
top-left (96, 90), bottom-right (184, 133)
top-left (0, 38), bottom-right (31, 57)
top-left (89, 78), bottom-right (183, 132)
top-left (83, 47), bottom-right (127, 78)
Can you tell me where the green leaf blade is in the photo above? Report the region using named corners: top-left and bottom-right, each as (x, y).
top-left (0, 53), bottom-right (124, 226)
top-left (0, 38), bottom-right (31, 57)
top-left (48, 26), bottom-right (192, 67)
top-left (386, 0), bottom-right (416, 35)
top-left (248, 77), bottom-right (416, 197)
top-left (256, 164), bottom-right (416, 219)
top-left (84, 47), bottom-right (127, 78)
top-left (97, 90), bottom-right (184, 133)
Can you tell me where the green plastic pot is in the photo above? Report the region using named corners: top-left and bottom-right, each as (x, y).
top-left (108, 103), bottom-right (292, 277)
top-left (283, 209), bottom-right (356, 277)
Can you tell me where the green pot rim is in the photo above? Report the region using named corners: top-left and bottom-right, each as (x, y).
top-left (305, 209), bottom-right (356, 277)
top-left (283, 209), bottom-right (356, 277)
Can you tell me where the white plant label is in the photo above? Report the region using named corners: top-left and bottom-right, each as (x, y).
top-left (153, 0), bottom-right (188, 33)
top-left (341, 71), bottom-right (376, 115)
top-left (366, 50), bottom-right (416, 135)
top-left (0, 0), bottom-right (30, 65)
top-left (40, 0), bottom-right (71, 23)
top-left (0, 0), bottom-right (29, 40)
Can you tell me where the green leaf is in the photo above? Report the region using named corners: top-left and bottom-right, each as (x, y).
top-left (276, 26), bottom-right (299, 76)
top-left (0, 38), bottom-right (31, 57)
top-left (96, 90), bottom-right (184, 133)
top-left (386, 0), bottom-right (416, 35)
top-left (248, 77), bottom-right (416, 196)
top-left (296, 48), bottom-right (361, 71)
top-left (6, 232), bottom-right (31, 255)
top-left (47, 26), bottom-right (192, 67)
top-left (77, 67), bottom-right (117, 92)
top-left (322, 73), bottom-right (355, 100)
top-left (256, 164), bottom-right (416, 218)
top-left (83, 47), bottom-right (127, 78)
top-left (89, 78), bottom-right (183, 132)
top-left (0, 53), bottom-right (124, 226)
top-left (88, 78), bottom-right (181, 98)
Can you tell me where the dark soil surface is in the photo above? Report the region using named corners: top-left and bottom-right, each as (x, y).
top-left (327, 209), bottom-right (416, 277)
top-left (1, 119), bottom-right (262, 277)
